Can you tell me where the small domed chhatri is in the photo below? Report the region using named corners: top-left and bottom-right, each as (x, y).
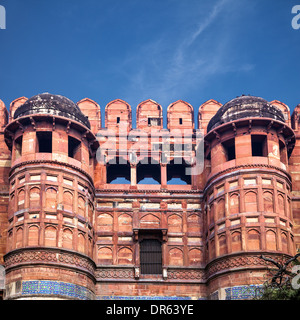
top-left (13, 93), bottom-right (91, 129)
top-left (207, 95), bottom-right (285, 132)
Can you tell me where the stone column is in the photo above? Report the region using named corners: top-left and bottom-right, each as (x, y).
top-left (161, 163), bottom-right (167, 188)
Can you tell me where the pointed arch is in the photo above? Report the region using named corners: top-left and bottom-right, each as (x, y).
top-left (263, 191), bottom-right (273, 213)
top-left (198, 99), bottom-right (222, 133)
top-left (98, 213), bottom-right (113, 232)
top-left (247, 229), bottom-right (260, 251)
top-left (266, 230), bottom-right (277, 251)
top-left (216, 198), bottom-right (225, 220)
top-left (15, 227), bottom-right (23, 248)
top-left (28, 225), bottom-right (39, 246)
top-left (219, 234), bottom-right (227, 256)
top-left (245, 191), bottom-right (257, 212)
top-left (187, 214), bottom-right (200, 233)
top-left (78, 232), bottom-right (85, 254)
top-left (98, 246), bottom-right (113, 265)
top-left (30, 187), bottom-right (40, 208)
top-left (118, 213), bottom-right (132, 232)
top-left (63, 190), bottom-right (73, 212)
top-left (278, 193), bottom-right (285, 215)
top-left (231, 231), bottom-right (242, 252)
top-left (45, 187), bottom-right (57, 210)
top-left (105, 99), bottom-right (132, 130)
top-left (62, 228), bottom-right (73, 250)
top-left (281, 232), bottom-right (288, 253)
top-left (136, 99), bottom-right (162, 130)
top-left (188, 248), bottom-right (203, 266)
top-left (140, 213), bottom-right (160, 229)
top-left (17, 189), bottom-right (25, 211)
top-left (229, 193), bottom-right (239, 214)
top-left (117, 247), bottom-right (133, 265)
top-left (168, 247), bottom-right (184, 266)
top-left (167, 100), bottom-right (194, 130)
top-left (167, 214), bottom-right (183, 233)
top-left (78, 196), bottom-right (86, 217)
top-left (44, 225), bottom-right (57, 247)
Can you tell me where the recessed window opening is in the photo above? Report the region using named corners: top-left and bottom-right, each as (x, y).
top-left (137, 158), bottom-right (161, 184)
top-left (106, 158), bottom-right (130, 184)
top-left (117, 117), bottom-right (120, 124)
top-left (148, 118), bottom-right (161, 126)
top-left (167, 159), bottom-right (191, 185)
top-left (36, 132), bottom-right (52, 153)
top-left (179, 118), bottom-right (183, 125)
top-left (140, 239), bottom-right (162, 275)
top-left (251, 135), bottom-right (267, 157)
top-left (68, 136), bottom-right (81, 161)
top-left (222, 139), bottom-right (235, 161)
top-left (15, 136), bottom-right (23, 159)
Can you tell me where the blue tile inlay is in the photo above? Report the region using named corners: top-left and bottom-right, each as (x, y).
top-left (22, 280), bottom-right (94, 300)
top-left (225, 285), bottom-right (263, 300)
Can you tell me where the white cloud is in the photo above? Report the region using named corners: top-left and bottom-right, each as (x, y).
top-left (120, 0), bottom-right (254, 106)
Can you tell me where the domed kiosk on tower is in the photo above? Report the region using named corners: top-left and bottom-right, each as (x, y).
top-left (13, 93), bottom-right (91, 129)
top-left (207, 95), bottom-right (286, 132)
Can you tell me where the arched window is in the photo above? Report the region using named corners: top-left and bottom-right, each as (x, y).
top-left (45, 187), bottom-right (57, 210)
top-left (167, 159), bottom-right (191, 185)
top-left (137, 157), bottom-right (161, 184)
top-left (63, 191), bottom-right (73, 212)
top-left (62, 228), bottom-right (73, 250)
top-left (44, 226), bottom-right (57, 247)
top-left (247, 229), bottom-right (260, 251)
top-left (188, 248), bottom-right (202, 266)
top-left (231, 231), bottom-right (242, 252)
top-left (28, 225), bottom-right (39, 246)
top-left (245, 191), bottom-right (257, 212)
top-left (219, 234), bottom-right (227, 256)
top-left (229, 193), bottom-right (239, 214)
top-left (281, 232), bottom-right (288, 253)
top-left (118, 247), bottom-right (133, 265)
top-left (216, 198), bottom-right (225, 220)
top-left (98, 246), bottom-right (113, 265)
top-left (78, 233), bottom-right (85, 254)
top-left (106, 157), bottom-right (130, 184)
top-left (118, 214), bottom-right (132, 232)
top-left (16, 228), bottom-right (23, 248)
top-left (266, 230), bottom-right (277, 251)
top-left (278, 194), bottom-right (285, 215)
top-left (263, 191), bottom-right (273, 213)
top-left (78, 196), bottom-right (86, 217)
top-left (168, 247), bottom-right (183, 266)
top-left (30, 187), bottom-right (40, 208)
top-left (168, 214), bottom-right (182, 233)
top-left (18, 189), bottom-right (25, 210)
top-left (140, 214), bottom-right (160, 229)
top-left (98, 213), bottom-right (113, 232)
top-left (187, 214), bottom-right (200, 233)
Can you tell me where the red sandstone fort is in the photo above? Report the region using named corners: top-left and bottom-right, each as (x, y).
top-left (0, 93), bottom-right (299, 300)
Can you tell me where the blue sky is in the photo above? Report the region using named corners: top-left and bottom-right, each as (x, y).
top-left (0, 0), bottom-right (299, 128)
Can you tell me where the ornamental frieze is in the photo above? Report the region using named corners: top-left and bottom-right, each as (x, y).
top-left (4, 248), bottom-right (95, 276)
top-left (205, 253), bottom-right (291, 280)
